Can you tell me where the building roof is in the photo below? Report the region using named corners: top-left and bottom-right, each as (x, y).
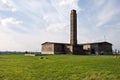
top-left (42, 41), bottom-right (112, 45)
top-left (41, 42), bottom-right (70, 45)
top-left (80, 41), bottom-right (112, 45)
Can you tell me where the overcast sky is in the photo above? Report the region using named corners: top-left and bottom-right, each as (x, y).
top-left (0, 0), bottom-right (120, 52)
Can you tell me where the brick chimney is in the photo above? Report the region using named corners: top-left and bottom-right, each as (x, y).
top-left (70, 9), bottom-right (77, 45)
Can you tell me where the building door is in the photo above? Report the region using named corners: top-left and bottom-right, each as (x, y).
top-left (61, 45), bottom-right (65, 54)
top-left (91, 49), bottom-right (95, 54)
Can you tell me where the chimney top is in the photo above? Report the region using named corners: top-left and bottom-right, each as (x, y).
top-left (71, 9), bottom-right (76, 13)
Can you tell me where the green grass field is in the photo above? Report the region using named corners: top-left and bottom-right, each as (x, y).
top-left (0, 54), bottom-right (120, 80)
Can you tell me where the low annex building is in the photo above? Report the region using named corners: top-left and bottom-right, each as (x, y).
top-left (41, 9), bottom-right (113, 55)
top-left (41, 41), bottom-right (112, 55)
top-left (41, 42), bottom-right (83, 54)
top-left (82, 42), bottom-right (112, 55)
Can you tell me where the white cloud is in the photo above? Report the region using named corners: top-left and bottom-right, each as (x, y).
top-left (94, 0), bottom-right (105, 6)
top-left (42, 0), bottom-right (80, 32)
top-left (116, 23), bottom-right (120, 26)
top-left (11, 0), bottom-right (81, 33)
top-left (0, 32), bottom-right (20, 51)
top-left (0, 0), bottom-right (119, 51)
top-left (0, 0), bottom-right (16, 12)
top-left (46, 23), bottom-right (66, 32)
top-left (0, 17), bottom-right (22, 33)
top-left (58, 0), bottom-right (80, 10)
top-left (96, 0), bottom-right (119, 27)
top-left (0, 17), bottom-right (22, 26)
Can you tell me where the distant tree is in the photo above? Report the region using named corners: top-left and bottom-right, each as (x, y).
top-left (118, 50), bottom-right (120, 55)
top-left (114, 49), bottom-right (119, 58)
top-left (25, 51), bottom-right (28, 54)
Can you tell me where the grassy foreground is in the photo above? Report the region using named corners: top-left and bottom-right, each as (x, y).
top-left (0, 54), bottom-right (120, 80)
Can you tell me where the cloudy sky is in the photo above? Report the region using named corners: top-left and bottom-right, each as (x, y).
top-left (0, 0), bottom-right (120, 52)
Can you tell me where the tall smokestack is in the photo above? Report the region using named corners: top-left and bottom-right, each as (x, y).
top-left (70, 9), bottom-right (77, 45)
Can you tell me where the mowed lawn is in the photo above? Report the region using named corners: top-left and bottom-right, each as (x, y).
top-left (0, 54), bottom-right (120, 80)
